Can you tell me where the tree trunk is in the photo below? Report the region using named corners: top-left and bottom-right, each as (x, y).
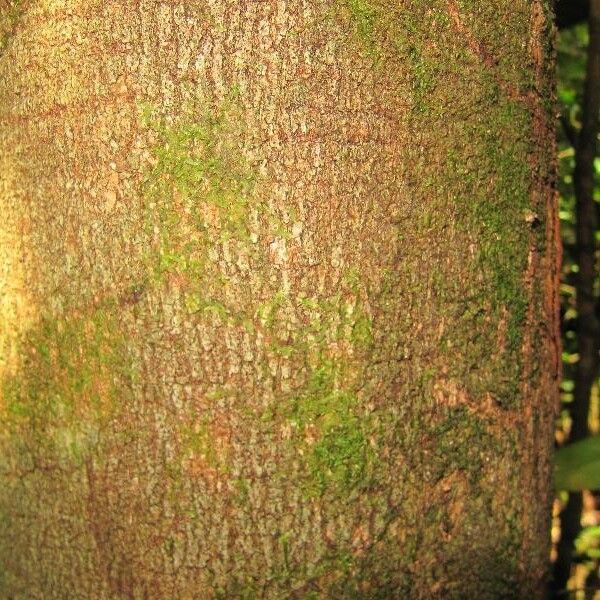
top-left (0, 1), bottom-right (559, 597)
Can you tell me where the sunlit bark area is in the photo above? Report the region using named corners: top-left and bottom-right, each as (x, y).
top-left (0, 0), bottom-right (559, 597)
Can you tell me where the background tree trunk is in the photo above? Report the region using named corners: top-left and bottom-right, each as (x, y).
top-left (0, 0), bottom-right (559, 597)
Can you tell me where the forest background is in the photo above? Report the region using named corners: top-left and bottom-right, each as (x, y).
top-left (553, 0), bottom-right (600, 596)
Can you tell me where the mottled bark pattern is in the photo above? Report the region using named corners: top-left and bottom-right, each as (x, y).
top-left (0, 0), bottom-right (558, 598)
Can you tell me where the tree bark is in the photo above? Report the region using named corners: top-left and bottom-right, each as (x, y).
top-left (0, 1), bottom-right (559, 598)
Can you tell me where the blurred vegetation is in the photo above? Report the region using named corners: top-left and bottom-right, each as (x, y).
top-left (553, 15), bottom-right (600, 598)
top-left (557, 26), bottom-right (589, 434)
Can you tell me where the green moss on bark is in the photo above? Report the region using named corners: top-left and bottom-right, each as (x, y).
top-left (1, 304), bottom-right (134, 464)
top-left (0, 0), bottom-right (22, 54)
top-left (140, 97), bottom-right (257, 285)
top-left (439, 95), bottom-right (533, 406)
top-left (335, 0), bottom-right (540, 407)
top-left (257, 280), bottom-right (377, 499)
top-left (341, 0), bottom-right (379, 55)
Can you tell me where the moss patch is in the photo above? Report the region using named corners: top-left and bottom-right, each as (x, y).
top-left (341, 0), bottom-right (379, 55)
top-left (288, 360), bottom-right (371, 496)
top-left (333, 0), bottom-right (538, 408)
top-left (0, 0), bottom-right (23, 54)
top-left (140, 96), bottom-right (257, 286)
top-left (257, 279), bottom-right (377, 499)
top-left (440, 95), bottom-right (533, 406)
top-left (1, 303), bottom-right (133, 464)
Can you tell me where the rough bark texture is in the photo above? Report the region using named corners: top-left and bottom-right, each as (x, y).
top-left (0, 1), bottom-right (559, 598)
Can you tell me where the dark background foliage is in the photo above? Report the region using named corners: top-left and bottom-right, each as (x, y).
top-left (552, 0), bottom-right (600, 596)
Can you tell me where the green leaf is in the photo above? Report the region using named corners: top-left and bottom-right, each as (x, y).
top-left (555, 436), bottom-right (600, 491)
